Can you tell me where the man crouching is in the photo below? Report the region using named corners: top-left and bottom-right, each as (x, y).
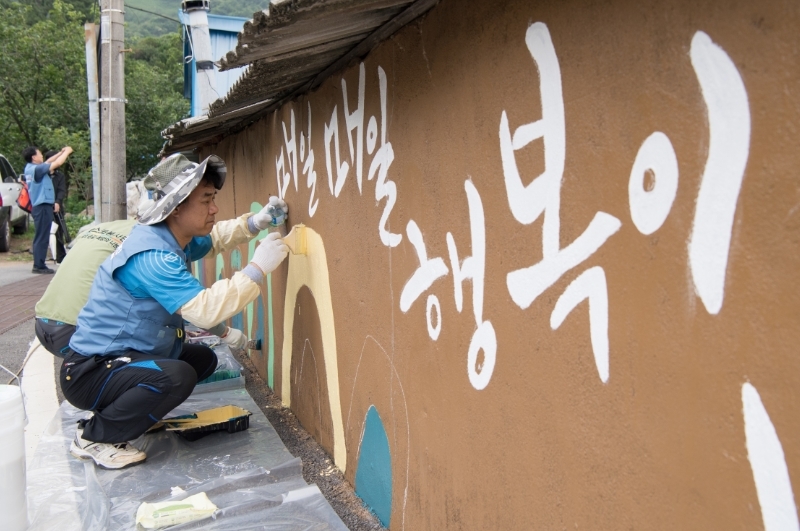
top-left (64, 154), bottom-right (288, 469)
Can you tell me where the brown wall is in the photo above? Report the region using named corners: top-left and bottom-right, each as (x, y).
top-left (197, 0), bottom-right (800, 528)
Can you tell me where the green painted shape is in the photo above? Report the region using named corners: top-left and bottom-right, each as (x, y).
top-left (246, 201), bottom-right (276, 387)
top-left (230, 249), bottom-right (243, 331)
top-left (267, 272), bottom-right (274, 389)
top-left (246, 201), bottom-right (267, 339)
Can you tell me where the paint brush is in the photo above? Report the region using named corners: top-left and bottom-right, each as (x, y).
top-left (282, 224), bottom-right (307, 255)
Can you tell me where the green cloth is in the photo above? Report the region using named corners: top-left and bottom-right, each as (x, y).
top-left (35, 219), bottom-right (137, 325)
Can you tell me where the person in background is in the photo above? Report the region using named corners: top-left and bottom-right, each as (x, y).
top-left (64, 153), bottom-right (288, 470)
top-left (44, 149), bottom-right (68, 263)
top-left (22, 145), bottom-right (72, 273)
top-left (34, 218), bottom-right (250, 358)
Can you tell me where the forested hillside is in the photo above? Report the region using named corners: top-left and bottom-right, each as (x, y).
top-left (127, 0), bottom-right (267, 37)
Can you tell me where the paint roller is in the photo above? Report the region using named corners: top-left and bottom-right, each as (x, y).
top-left (282, 224), bottom-right (307, 255)
top-left (251, 223), bottom-right (306, 257)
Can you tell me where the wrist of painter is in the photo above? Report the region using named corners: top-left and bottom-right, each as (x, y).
top-left (220, 327), bottom-right (247, 349)
top-left (206, 322), bottom-right (227, 337)
top-left (242, 264), bottom-right (264, 283)
top-left (247, 215), bottom-right (260, 234)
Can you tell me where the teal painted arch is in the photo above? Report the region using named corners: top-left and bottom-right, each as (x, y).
top-left (355, 405), bottom-right (392, 527)
top-left (215, 253), bottom-right (225, 282)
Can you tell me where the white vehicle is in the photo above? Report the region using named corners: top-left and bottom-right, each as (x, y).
top-left (0, 154), bottom-right (31, 252)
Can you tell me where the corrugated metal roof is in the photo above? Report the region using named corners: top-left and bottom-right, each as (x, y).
top-left (162, 0), bottom-right (438, 153)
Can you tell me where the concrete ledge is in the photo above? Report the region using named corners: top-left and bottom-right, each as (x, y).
top-left (21, 338), bottom-right (59, 467)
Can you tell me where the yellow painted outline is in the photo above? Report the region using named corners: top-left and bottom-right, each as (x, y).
top-left (282, 227), bottom-right (346, 470)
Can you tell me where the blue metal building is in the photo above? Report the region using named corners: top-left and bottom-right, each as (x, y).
top-left (179, 12), bottom-right (249, 117)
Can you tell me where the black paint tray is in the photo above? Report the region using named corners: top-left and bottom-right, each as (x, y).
top-left (161, 405), bottom-right (253, 442)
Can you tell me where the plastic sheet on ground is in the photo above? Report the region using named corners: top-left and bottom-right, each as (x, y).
top-left (26, 386), bottom-right (348, 530)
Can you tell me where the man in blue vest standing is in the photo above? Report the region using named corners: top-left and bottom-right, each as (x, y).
top-left (22, 145), bottom-right (73, 273)
top-left (64, 153), bottom-right (289, 469)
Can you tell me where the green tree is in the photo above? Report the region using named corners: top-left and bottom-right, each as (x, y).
top-left (212, 0), bottom-right (267, 18)
top-left (0, 0), bottom-right (96, 26)
top-left (0, 1), bottom-right (88, 169)
top-left (0, 0), bottom-right (190, 186)
top-left (125, 32), bottom-right (189, 179)
top-left (38, 125), bottom-right (93, 203)
top-left (125, 6), bottom-right (179, 39)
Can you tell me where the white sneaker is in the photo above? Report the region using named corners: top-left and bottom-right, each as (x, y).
top-left (70, 428), bottom-right (147, 469)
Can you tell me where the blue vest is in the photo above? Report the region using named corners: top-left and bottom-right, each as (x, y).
top-left (69, 223), bottom-right (187, 359)
top-left (24, 163), bottom-right (55, 206)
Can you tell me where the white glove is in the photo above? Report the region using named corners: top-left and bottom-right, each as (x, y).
top-left (220, 327), bottom-right (247, 350)
top-left (251, 196), bottom-right (289, 231)
top-left (250, 232), bottom-right (289, 275)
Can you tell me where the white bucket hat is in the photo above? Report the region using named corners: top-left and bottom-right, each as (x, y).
top-left (137, 153), bottom-right (226, 225)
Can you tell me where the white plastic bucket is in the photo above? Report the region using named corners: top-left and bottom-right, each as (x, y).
top-left (0, 385), bottom-right (27, 531)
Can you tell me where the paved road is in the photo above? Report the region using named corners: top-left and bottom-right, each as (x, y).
top-left (0, 266), bottom-right (62, 465)
top-left (0, 272), bottom-right (58, 335)
top-left (0, 264), bottom-right (57, 382)
top-left (0, 319), bottom-right (35, 383)
top-left (0, 261), bottom-right (48, 287)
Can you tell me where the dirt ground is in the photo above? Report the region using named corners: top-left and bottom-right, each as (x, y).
top-left (231, 347), bottom-right (386, 531)
top-left (0, 226), bottom-right (34, 262)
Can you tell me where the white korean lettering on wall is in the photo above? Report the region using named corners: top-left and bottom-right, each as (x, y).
top-left (280, 65), bottom-right (402, 246)
top-left (687, 31), bottom-right (751, 316)
top-left (501, 22), bottom-right (621, 383)
top-left (273, 24), bottom-right (754, 394)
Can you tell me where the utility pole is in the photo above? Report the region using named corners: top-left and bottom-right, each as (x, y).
top-left (84, 23), bottom-right (101, 221)
top-left (99, 0), bottom-right (126, 221)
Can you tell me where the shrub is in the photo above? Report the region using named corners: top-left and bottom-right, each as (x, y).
top-left (64, 195), bottom-right (87, 215)
top-left (65, 214), bottom-right (94, 239)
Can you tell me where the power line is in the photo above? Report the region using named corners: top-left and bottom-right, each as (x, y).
top-left (125, 4), bottom-right (180, 23)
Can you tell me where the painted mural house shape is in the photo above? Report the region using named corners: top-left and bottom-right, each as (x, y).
top-left (164, 0), bottom-right (800, 529)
